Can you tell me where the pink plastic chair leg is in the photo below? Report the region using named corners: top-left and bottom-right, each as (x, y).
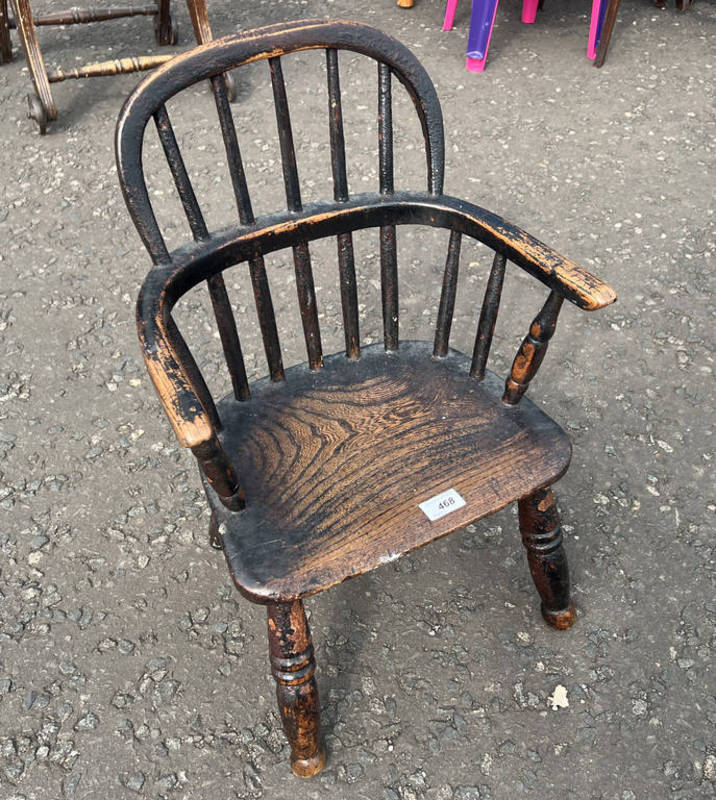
top-left (521, 0), bottom-right (539, 23)
top-left (443, 0), bottom-right (459, 31)
top-left (587, 0), bottom-right (602, 59)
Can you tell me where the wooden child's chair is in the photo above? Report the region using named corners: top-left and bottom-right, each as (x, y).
top-left (116, 19), bottom-right (616, 778)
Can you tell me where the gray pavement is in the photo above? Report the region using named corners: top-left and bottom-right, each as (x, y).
top-left (0, 0), bottom-right (714, 798)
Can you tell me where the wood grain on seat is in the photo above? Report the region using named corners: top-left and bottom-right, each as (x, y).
top-left (209, 341), bottom-right (571, 602)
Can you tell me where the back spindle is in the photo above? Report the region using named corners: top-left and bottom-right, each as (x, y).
top-left (154, 104), bottom-right (249, 401)
top-left (208, 73), bottom-right (284, 382)
top-left (207, 274), bottom-right (250, 401)
top-left (378, 62), bottom-right (394, 196)
top-left (470, 251), bottom-right (507, 380)
top-left (378, 62), bottom-right (398, 351)
top-left (326, 49), bottom-right (359, 359)
top-left (433, 230), bottom-right (462, 358)
top-left (503, 290), bottom-right (564, 404)
top-left (154, 104), bottom-right (209, 241)
top-left (211, 74), bottom-right (253, 223)
top-left (326, 49), bottom-right (349, 204)
top-left (270, 56), bottom-right (322, 369)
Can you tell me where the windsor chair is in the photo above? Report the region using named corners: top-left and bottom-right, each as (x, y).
top-left (116, 19), bottom-right (616, 778)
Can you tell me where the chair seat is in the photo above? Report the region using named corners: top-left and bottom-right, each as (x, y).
top-left (207, 341), bottom-right (571, 602)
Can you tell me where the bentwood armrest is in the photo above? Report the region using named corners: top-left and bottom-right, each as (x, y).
top-left (441, 196), bottom-right (617, 312)
top-left (137, 271), bottom-right (216, 449)
top-left (135, 193), bottom-right (617, 436)
top-left (138, 281), bottom-right (245, 509)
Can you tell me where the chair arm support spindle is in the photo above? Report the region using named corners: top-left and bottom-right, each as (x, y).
top-left (192, 437), bottom-right (245, 512)
top-left (503, 290), bottom-right (563, 405)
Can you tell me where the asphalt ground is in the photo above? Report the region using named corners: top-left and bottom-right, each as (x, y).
top-left (0, 1), bottom-right (714, 798)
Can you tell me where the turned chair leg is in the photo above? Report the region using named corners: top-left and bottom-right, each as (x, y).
top-left (518, 487), bottom-right (576, 630)
top-left (267, 600), bottom-right (325, 778)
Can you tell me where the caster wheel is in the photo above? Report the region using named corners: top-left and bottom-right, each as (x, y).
top-left (155, 10), bottom-right (178, 46)
top-left (27, 93), bottom-right (47, 134)
top-left (224, 71), bottom-right (237, 103)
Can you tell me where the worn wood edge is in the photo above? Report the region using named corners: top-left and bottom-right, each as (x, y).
top-left (221, 461), bottom-right (571, 605)
top-left (136, 277), bottom-right (215, 449)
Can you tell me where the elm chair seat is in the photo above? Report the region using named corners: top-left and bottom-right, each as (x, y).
top-left (117, 19), bottom-right (616, 779)
top-left (212, 342), bottom-right (571, 602)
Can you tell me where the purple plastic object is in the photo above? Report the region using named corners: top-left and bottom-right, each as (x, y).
top-left (446, 0), bottom-right (600, 73)
top-left (466, 0), bottom-right (499, 61)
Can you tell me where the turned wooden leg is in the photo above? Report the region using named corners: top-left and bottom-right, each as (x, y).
top-left (267, 600), bottom-right (325, 778)
top-left (0, 0), bottom-right (12, 64)
top-left (154, 0), bottom-right (177, 45)
top-left (518, 488), bottom-right (576, 630)
top-left (397, 0), bottom-right (415, 7)
top-left (208, 511), bottom-right (222, 550)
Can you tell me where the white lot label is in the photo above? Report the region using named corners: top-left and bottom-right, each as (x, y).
top-left (419, 488), bottom-right (466, 521)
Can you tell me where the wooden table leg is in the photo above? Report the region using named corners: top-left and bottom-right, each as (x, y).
top-left (0, 0), bottom-right (12, 64)
top-left (9, 0), bottom-right (56, 131)
top-left (594, 0), bottom-right (621, 68)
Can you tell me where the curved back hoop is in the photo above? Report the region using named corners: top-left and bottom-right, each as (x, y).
top-left (116, 19), bottom-right (446, 265)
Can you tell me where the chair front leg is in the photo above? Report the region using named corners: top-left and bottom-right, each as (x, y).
top-left (518, 487), bottom-right (576, 630)
top-left (267, 600), bottom-right (326, 778)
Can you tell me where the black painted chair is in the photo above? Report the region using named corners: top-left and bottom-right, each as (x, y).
top-left (116, 20), bottom-right (616, 777)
